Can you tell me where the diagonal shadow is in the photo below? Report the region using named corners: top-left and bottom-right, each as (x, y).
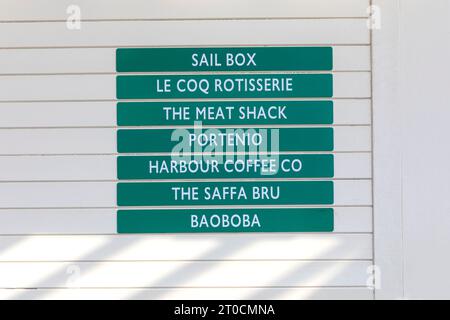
top-left (4, 230), bottom-right (366, 300)
top-left (9, 231), bottom-right (284, 299)
top-left (127, 234), bottom-right (262, 299)
top-left (9, 234), bottom-right (145, 299)
top-left (246, 235), bottom-right (373, 300)
top-left (127, 232), bottom-right (340, 300)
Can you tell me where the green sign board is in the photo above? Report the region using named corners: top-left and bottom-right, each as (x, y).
top-left (115, 46), bottom-right (335, 234)
top-left (116, 47), bottom-right (332, 72)
top-left (117, 208), bottom-right (334, 233)
top-left (117, 101), bottom-right (333, 126)
top-left (117, 154), bottom-right (334, 180)
top-left (116, 74), bottom-right (333, 99)
top-left (117, 128), bottom-right (333, 153)
top-left (117, 181), bottom-right (333, 207)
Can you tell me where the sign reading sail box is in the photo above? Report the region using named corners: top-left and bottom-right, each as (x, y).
top-left (115, 46), bottom-right (335, 234)
top-left (116, 47), bottom-right (333, 72)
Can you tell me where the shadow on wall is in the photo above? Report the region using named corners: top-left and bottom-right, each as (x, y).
top-left (0, 233), bottom-right (373, 300)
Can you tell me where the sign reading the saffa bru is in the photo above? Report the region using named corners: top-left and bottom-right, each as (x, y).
top-left (117, 181), bottom-right (333, 206)
top-left (115, 46), bottom-right (335, 234)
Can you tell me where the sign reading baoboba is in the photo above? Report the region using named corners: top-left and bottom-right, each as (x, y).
top-left (115, 46), bottom-right (335, 233)
top-left (118, 209), bottom-right (333, 233)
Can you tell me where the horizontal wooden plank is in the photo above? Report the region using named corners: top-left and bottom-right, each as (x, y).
top-left (335, 153), bottom-right (372, 178)
top-left (0, 46), bottom-right (370, 74)
top-left (333, 46), bottom-right (371, 71)
top-left (0, 126), bottom-right (370, 155)
top-left (333, 207), bottom-right (372, 233)
top-left (0, 48), bottom-right (116, 74)
top-left (0, 207), bottom-right (371, 234)
top-left (0, 233), bottom-right (372, 261)
top-left (333, 100), bottom-right (371, 125)
top-left (333, 72), bottom-right (371, 98)
top-left (0, 209), bottom-right (116, 234)
top-left (0, 155), bottom-right (114, 181)
top-left (0, 75), bottom-right (114, 101)
top-left (0, 153), bottom-right (371, 181)
top-left (0, 155), bottom-right (115, 181)
top-left (0, 261), bottom-right (372, 288)
top-left (0, 128), bottom-right (116, 155)
top-left (334, 126), bottom-right (371, 152)
top-left (0, 20), bottom-right (370, 48)
top-left (0, 180), bottom-right (371, 208)
top-left (0, 287), bottom-right (373, 300)
top-left (0, 73), bottom-right (370, 101)
top-left (0, 99), bottom-right (371, 128)
top-left (0, 0), bottom-right (370, 21)
top-left (0, 181), bottom-right (115, 208)
top-left (334, 180), bottom-right (372, 205)
top-left (0, 101), bottom-right (115, 127)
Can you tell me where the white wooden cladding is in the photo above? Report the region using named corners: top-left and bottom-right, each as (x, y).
top-left (0, 261), bottom-right (372, 288)
top-left (0, 0), bottom-right (374, 299)
top-left (0, 233), bottom-right (372, 260)
top-left (0, 288), bottom-right (374, 300)
top-left (0, 20), bottom-right (369, 48)
top-left (0, 0), bottom-right (370, 21)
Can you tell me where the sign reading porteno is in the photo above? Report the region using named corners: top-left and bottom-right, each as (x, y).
top-left (115, 46), bottom-right (335, 234)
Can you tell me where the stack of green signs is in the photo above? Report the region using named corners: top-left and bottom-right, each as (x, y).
top-left (116, 47), bottom-right (335, 233)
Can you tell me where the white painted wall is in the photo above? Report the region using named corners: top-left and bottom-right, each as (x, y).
top-left (396, 0), bottom-right (450, 300)
top-left (373, 0), bottom-right (450, 299)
